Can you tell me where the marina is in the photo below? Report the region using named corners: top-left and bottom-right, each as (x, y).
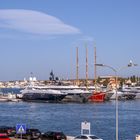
top-left (1, 83), bottom-right (140, 103)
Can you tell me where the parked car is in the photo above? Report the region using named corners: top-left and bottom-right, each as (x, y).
top-left (0, 126), bottom-right (16, 137)
top-left (14, 128), bottom-right (41, 140)
top-left (74, 134), bottom-right (103, 140)
top-left (0, 133), bottom-right (11, 140)
top-left (41, 131), bottom-right (67, 140)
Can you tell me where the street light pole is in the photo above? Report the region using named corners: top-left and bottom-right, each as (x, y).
top-left (95, 61), bottom-right (137, 140)
top-left (115, 72), bottom-right (118, 140)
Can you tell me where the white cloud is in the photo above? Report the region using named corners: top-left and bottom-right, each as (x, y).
top-left (0, 9), bottom-right (80, 35)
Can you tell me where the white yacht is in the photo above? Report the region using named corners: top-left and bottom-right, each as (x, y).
top-left (32, 85), bottom-right (92, 103)
top-left (122, 85), bottom-right (140, 99)
top-left (109, 88), bottom-right (136, 100)
top-left (20, 87), bottom-right (67, 102)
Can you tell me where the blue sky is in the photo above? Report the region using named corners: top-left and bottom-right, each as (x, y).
top-left (0, 0), bottom-right (139, 81)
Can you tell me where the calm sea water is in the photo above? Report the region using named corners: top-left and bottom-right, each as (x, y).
top-left (0, 88), bottom-right (140, 140)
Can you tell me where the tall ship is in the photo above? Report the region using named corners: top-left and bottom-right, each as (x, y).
top-left (87, 47), bottom-right (107, 102)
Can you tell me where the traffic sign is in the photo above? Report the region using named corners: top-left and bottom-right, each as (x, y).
top-left (81, 121), bottom-right (91, 135)
top-left (16, 124), bottom-right (26, 134)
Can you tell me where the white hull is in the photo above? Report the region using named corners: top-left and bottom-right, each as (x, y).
top-left (0, 97), bottom-right (9, 102)
top-left (109, 90), bottom-right (136, 100)
top-left (61, 89), bottom-right (92, 103)
top-left (135, 93), bottom-right (140, 99)
top-left (20, 88), bottom-right (67, 102)
top-left (0, 93), bottom-right (20, 102)
top-left (109, 90), bottom-right (123, 100)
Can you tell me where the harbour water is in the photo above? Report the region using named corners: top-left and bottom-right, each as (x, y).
top-left (0, 99), bottom-right (140, 140)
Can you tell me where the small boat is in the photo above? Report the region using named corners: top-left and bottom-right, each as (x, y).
top-left (0, 92), bottom-right (20, 102)
top-left (120, 85), bottom-right (136, 100)
top-left (88, 91), bottom-right (106, 102)
top-left (7, 93), bottom-right (21, 102)
top-left (120, 85), bottom-right (138, 99)
top-left (0, 90), bottom-right (9, 101)
top-left (0, 97), bottom-right (9, 102)
top-left (108, 89), bottom-right (136, 100)
top-left (121, 92), bottom-right (136, 100)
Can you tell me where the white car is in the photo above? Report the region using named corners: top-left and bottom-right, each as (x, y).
top-left (74, 134), bottom-right (103, 140)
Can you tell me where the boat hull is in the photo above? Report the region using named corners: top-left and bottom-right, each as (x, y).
top-left (88, 91), bottom-right (106, 102)
top-left (104, 92), bottom-right (114, 101)
top-left (22, 93), bottom-right (66, 102)
top-left (21, 89), bottom-right (67, 102)
top-left (61, 89), bottom-right (92, 103)
top-left (121, 93), bottom-right (136, 100)
top-left (62, 93), bottom-right (92, 103)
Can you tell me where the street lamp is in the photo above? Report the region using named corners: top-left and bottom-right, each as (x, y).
top-left (95, 61), bottom-right (137, 140)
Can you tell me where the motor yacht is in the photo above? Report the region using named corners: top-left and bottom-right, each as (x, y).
top-left (20, 87), bottom-right (67, 102)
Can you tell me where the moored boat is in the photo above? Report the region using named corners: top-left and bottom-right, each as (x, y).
top-left (0, 97), bottom-right (9, 102)
top-left (0, 92), bottom-right (20, 102)
top-left (120, 85), bottom-right (136, 100)
top-left (121, 92), bottom-right (136, 100)
top-left (62, 89), bottom-right (92, 103)
top-left (88, 91), bottom-right (106, 102)
top-left (7, 93), bottom-right (21, 102)
top-left (20, 87), bottom-right (67, 102)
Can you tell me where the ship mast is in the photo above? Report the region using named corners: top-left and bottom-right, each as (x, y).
top-left (86, 45), bottom-right (88, 90)
top-left (94, 46), bottom-right (97, 80)
top-left (94, 45), bottom-right (97, 91)
top-left (76, 47), bottom-right (79, 86)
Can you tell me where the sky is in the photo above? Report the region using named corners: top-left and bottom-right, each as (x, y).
top-left (0, 0), bottom-right (139, 81)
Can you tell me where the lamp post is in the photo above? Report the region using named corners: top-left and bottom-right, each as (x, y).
top-left (95, 61), bottom-right (137, 140)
